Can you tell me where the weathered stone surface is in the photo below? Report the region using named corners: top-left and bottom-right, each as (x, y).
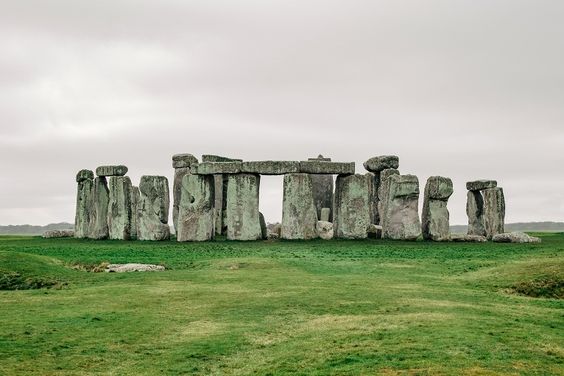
top-left (367, 172), bottom-right (379, 225)
top-left (483, 187), bottom-right (505, 240)
top-left (137, 176), bottom-right (170, 241)
top-left (75, 172), bottom-right (94, 238)
top-left (177, 174), bottom-right (215, 241)
top-left (320, 207), bottom-right (331, 222)
top-left (212, 175), bottom-right (224, 236)
top-left (382, 174), bottom-right (421, 240)
top-left (96, 165), bottom-right (128, 177)
top-left (106, 263), bottom-right (165, 273)
top-left (334, 174), bottom-right (371, 239)
top-left (492, 232), bottom-right (541, 243)
top-left (377, 169), bottom-right (400, 225)
top-left (422, 176), bottom-right (453, 241)
top-left (281, 174), bottom-right (318, 240)
top-left (367, 224), bottom-right (382, 239)
top-left (311, 174), bottom-right (334, 221)
top-left (193, 162), bottom-right (242, 175)
top-left (225, 174), bottom-right (262, 240)
top-left (467, 191), bottom-right (486, 236)
top-left (172, 153), bottom-right (199, 169)
top-left (267, 223), bottom-right (281, 239)
top-left (259, 212), bottom-right (267, 240)
top-left (466, 180), bottom-right (497, 191)
top-left (130, 186), bottom-right (139, 239)
top-left (202, 155), bottom-right (242, 163)
top-left (172, 167), bottom-right (191, 235)
top-left (89, 177), bottom-right (110, 239)
top-left (299, 161), bottom-right (355, 175)
top-left (241, 161), bottom-right (300, 175)
top-left (450, 234), bottom-right (487, 242)
top-left (108, 176), bottom-right (133, 240)
top-left (76, 169), bottom-right (94, 182)
top-left (363, 155), bottom-right (399, 173)
top-left (43, 229), bottom-right (74, 238)
top-left (316, 221), bottom-right (334, 240)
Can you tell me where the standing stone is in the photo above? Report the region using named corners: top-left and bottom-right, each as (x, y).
top-left (75, 170), bottom-right (94, 239)
top-left (483, 187), bottom-right (505, 240)
top-left (177, 174), bottom-right (215, 242)
top-left (320, 207), bottom-right (331, 222)
top-left (130, 186), bottom-right (140, 240)
top-left (367, 172), bottom-right (379, 225)
top-left (466, 191), bottom-right (486, 236)
top-left (308, 155), bottom-right (334, 221)
top-left (377, 168), bottom-right (400, 226)
top-left (138, 176), bottom-right (170, 241)
top-left (333, 174), bottom-right (371, 239)
top-left (108, 176), bottom-right (133, 240)
top-left (172, 154), bottom-right (199, 236)
top-left (259, 212), bottom-right (268, 240)
top-left (382, 174), bottom-right (421, 240)
top-left (281, 173), bottom-right (318, 240)
top-left (422, 176), bottom-right (453, 241)
top-left (225, 174), bottom-right (262, 241)
top-left (89, 177), bottom-right (110, 239)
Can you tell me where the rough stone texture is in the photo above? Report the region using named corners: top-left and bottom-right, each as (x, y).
top-left (75, 172), bottom-right (94, 239)
top-left (193, 162), bottom-right (242, 175)
top-left (382, 174), bottom-right (421, 240)
top-left (316, 221), bottom-right (334, 240)
top-left (422, 176), bottom-right (453, 241)
top-left (299, 161), bottom-right (355, 175)
top-left (202, 155), bottom-right (242, 163)
top-left (108, 176), bottom-right (133, 240)
top-left (172, 153), bottom-right (199, 169)
top-left (241, 161), bottom-right (300, 175)
top-left (225, 174), bottom-right (262, 240)
top-left (172, 167), bottom-right (191, 235)
top-left (259, 212), bottom-right (268, 240)
top-left (466, 180), bottom-right (497, 191)
top-left (367, 224), bottom-right (383, 239)
top-left (320, 207), bottom-right (331, 222)
top-left (130, 186), bottom-right (139, 239)
top-left (106, 263), bottom-right (165, 272)
top-left (367, 172), bottom-right (379, 225)
top-left (377, 169), bottom-right (400, 226)
top-left (96, 165), bottom-right (128, 177)
top-left (89, 177), bottom-right (110, 239)
top-left (492, 232), bottom-right (541, 243)
top-left (212, 174), bottom-right (224, 236)
top-left (363, 155), bottom-right (399, 173)
top-left (137, 176), bottom-right (170, 241)
top-left (483, 187), bottom-right (505, 240)
top-left (281, 174), bottom-right (318, 240)
top-left (467, 190), bottom-right (486, 236)
top-left (267, 223), bottom-right (281, 239)
top-left (43, 229), bottom-right (75, 238)
top-left (307, 155), bottom-right (334, 221)
top-left (177, 174), bottom-right (215, 241)
top-left (450, 234), bottom-right (487, 242)
top-left (333, 174), bottom-right (371, 239)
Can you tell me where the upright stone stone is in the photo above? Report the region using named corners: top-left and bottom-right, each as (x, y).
top-left (320, 208), bottom-right (331, 222)
top-left (130, 186), bottom-right (140, 239)
top-left (108, 176), bottom-right (133, 240)
top-left (172, 154), bottom-right (198, 236)
top-left (177, 174), bottom-right (215, 242)
top-left (308, 155), bottom-right (334, 221)
top-left (377, 168), bottom-right (400, 226)
top-left (225, 174), bottom-right (261, 241)
top-left (259, 212), bottom-right (268, 240)
top-left (466, 191), bottom-right (486, 236)
top-left (138, 176), bottom-right (171, 241)
top-left (382, 174), bottom-right (421, 240)
top-left (89, 177), bottom-right (110, 239)
top-left (422, 176), bottom-right (453, 241)
top-left (333, 174), bottom-right (371, 239)
top-left (483, 187), bottom-right (505, 240)
top-left (367, 172), bottom-right (379, 225)
top-left (75, 170), bottom-right (94, 238)
top-left (281, 173), bottom-right (318, 240)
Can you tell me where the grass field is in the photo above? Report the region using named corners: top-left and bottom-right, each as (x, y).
top-left (0, 234), bottom-right (563, 375)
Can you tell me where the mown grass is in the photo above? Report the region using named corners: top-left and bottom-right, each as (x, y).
top-left (0, 234), bottom-right (562, 375)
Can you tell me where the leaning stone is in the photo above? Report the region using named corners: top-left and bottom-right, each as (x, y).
top-left (96, 165), bottom-right (128, 177)
top-left (333, 174), bottom-right (371, 239)
top-left (382, 174), bottom-right (421, 240)
top-left (450, 234), bottom-right (487, 242)
top-left (177, 174), bottom-right (215, 241)
top-left (89, 177), bottom-right (110, 239)
top-left (299, 161), bottom-right (355, 175)
top-left (43, 229), bottom-right (74, 238)
top-left (483, 187), bottom-right (505, 240)
top-left (422, 176), bottom-right (453, 241)
top-left (172, 153), bottom-right (199, 169)
top-left (130, 186), bottom-right (139, 240)
top-left (281, 174), bottom-right (318, 240)
top-left (137, 176), bottom-right (170, 241)
top-left (316, 221), bottom-right (334, 240)
top-left (320, 207), bottom-right (331, 222)
top-left (225, 174), bottom-right (262, 240)
top-left (76, 169), bottom-right (94, 182)
top-left (108, 176), bottom-right (133, 240)
top-left (241, 161), bottom-right (300, 175)
top-left (172, 167), bottom-right (191, 235)
top-left (193, 162), bottom-right (242, 175)
top-left (367, 224), bottom-right (382, 239)
top-left (492, 232), bottom-right (541, 244)
top-left (202, 155), bottom-right (242, 163)
top-left (105, 263), bottom-right (165, 273)
top-left (363, 155), bottom-right (399, 173)
top-left (75, 171), bottom-right (94, 239)
top-left (466, 180), bottom-right (497, 191)
top-left (466, 191), bottom-right (486, 236)
top-left (259, 212), bottom-right (268, 240)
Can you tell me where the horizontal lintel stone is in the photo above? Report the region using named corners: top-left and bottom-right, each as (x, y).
top-left (96, 165), bottom-right (128, 177)
top-left (193, 162), bottom-right (242, 175)
top-left (172, 153), bottom-right (199, 169)
top-left (466, 180), bottom-right (497, 191)
top-left (241, 161), bottom-right (300, 175)
top-left (299, 161), bottom-right (355, 175)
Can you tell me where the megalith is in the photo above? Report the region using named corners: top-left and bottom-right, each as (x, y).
top-left (130, 186), bottom-right (140, 239)
top-left (421, 176), bottom-right (453, 241)
top-left (89, 176), bottom-right (110, 239)
top-left (333, 174), bottom-right (371, 239)
top-left (225, 174), bottom-right (261, 240)
top-left (307, 155), bottom-right (334, 222)
top-left (465, 180), bottom-right (502, 239)
top-left (377, 168), bottom-right (400, 226)
top-left (177, 174), bottom-right (215, 242)
top-left (172, 153), bottom-right (199, 236)
top-left (281, 173), bottom-right (318, 240)
top-left (75, 170), bottom-right (94, 239)
top-left (466, 191), bottom-right (485, 236)
top-left (364, 156), bottom-right (400, 226)
top-left (483, 187), bottom-right (505, 240)
top-left (108, 176), bottom-right (133, 240)
top-left (137, 176), bottom-right (170, 241)
top-left (382, 174), bottom-right (421, 240)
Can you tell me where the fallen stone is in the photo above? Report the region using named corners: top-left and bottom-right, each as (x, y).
top-left (43, 229), bottom-right (74, 238)
top-left (96, 165), bottom-right (128, 177)
top-left (137, 176), bottom-right (170, 241)
top-left (367, 224), bottom-right (382, 239)
top-left (299, 161), bottom-right (355, 175)
top-left (193, 162), bottom-right (242, 175)
top-left (259, 212), bottom-right (268, 240)
top-left (172, 167), bottom-right (191, 235)
top-left (316, 221), bottom-right (334, 240)
top-left (382, 174), bottom-right (421, 240)
top-left (89, 177), bottom-right (110, 239)
top-left (76, 169), bottom-right (94, 182)
top-left (320, 207), bottom-right (331, 222)
top-left (450, 234), bottom-right (487, 242)
top-left (422, 176), bottom-right (453, 241)
top-left (75, 171), bottom-right (94, 238)
top-left (492, 232), bottom-right (541, 243)
top-left (225, 174), bottom-right (262, 240)
top-left (177, 174), bottom-right (215, 241)
top-left (466, 191), bottom-right (486, 236)
top-left (241, 161), bottom-right (300, 175)
top-left (363, 155), bottom-right (399, 173)
top-left (333, 174), bottom-right (371, 239)
top-left (281, 173), bottom-right (318, 240)
top-left (466, 180), bottom-right (497, 191)
top-left (105, 263), bottom-right (165, 273)
top-left (172, 154), bottom-right (199, 169)
top-left (483, 187), bottom-right (505, 240)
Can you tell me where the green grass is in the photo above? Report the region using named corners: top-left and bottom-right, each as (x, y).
top-left (0, 234), bottom-right (563, 375)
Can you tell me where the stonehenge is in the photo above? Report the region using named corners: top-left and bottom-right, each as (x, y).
top-left (74, 154), bottom-right (508, 244)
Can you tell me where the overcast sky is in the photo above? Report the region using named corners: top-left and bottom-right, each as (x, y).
top-left (1, 0), bottom-right (563, 226)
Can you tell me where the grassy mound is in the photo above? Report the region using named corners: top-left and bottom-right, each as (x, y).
top-left (512, 276), bottom-right (563, 299)
top-left (0, 251), bottom-right (69, 290)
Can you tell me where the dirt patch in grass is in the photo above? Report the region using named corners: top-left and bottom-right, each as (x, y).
top-left (510, 277), bottom-right (563, 299)
top-left (0, 271), bottom-right (66, 290)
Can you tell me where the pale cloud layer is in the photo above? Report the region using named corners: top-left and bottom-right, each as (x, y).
top-left (1, 0), bottom-right (563, 225)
